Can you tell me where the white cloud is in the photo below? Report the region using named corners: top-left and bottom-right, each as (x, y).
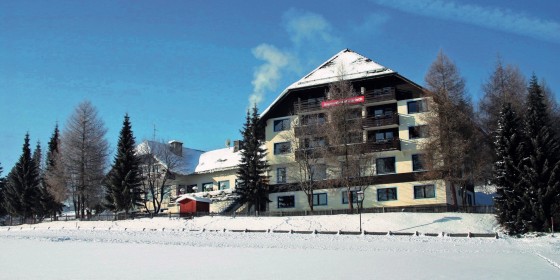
top-left (249, 44), bottom-right (294, 107)
top-left (249, 10), bottom-right (345, 108)
top-left (353, 13), bottom-right (391, 35)
top-left (371, 0), bottom-right (560, 44)
top-left (283, 9), bottom-right (339, 47)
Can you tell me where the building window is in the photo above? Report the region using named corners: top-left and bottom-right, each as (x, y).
top-left (375, 131), bottom-right (394, 142)
top-left (202, 182), bottom-right (213, 192)
top-left (313, 193), bottom-right (328, 206)
top-left (218, 180), bottom-right (230, 190)
top-left (342, 190), bottom-right (358, 204)
top-left (274, 118), bottom-right (290, 132)
top-left (304, 137), bottom-right (326, 149)
top-left (407, 100), bottom-right (428, 114)
top-left (185, 184), bottom-right (197, 193)
top-left (274, 142), bottom-right (291, 155)
top-left (301, 113), bottom-right (326, 126)
top-left (377, 188), bottom-right (397, 201)
top-left (310, 164), bottom-right (327, 180)
top-left (277, 167), bottom-right (287, 183)
top-left (414, 185), bottom-right (435, 199)
top-left (409, 125), bottom-right (427, 139)
top-left (412, 154), bottom-right (425, 171)
top-left (376, 157), bottom-right (396, 174)
top-left (277, 195), bottom-right (295, 208)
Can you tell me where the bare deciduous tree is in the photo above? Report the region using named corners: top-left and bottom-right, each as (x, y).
top-left (422, 51), bottom-right (489, 207)
top-left (137, 140), bottom-right (184, 214)
top-left (322, 74), bottom-right (375, 210)
top-left (479, 57), bottom-right (527, 135)
top-left (283, 112), bottom-right (328, 211)
top-left (62, 101), bottom-right (109, 219)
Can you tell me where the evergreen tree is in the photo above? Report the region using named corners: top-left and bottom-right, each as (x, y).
top-left (519, 75), bottom-right (560, 232)
top-left (0, 163), bottom-right (6, 216)
top-left (3, 134), bottom-right (41, 220)
top-left (44, 124), bottom-right (66, 220)
top-left (492, 103), bottom-right (525, 234)
top-left (31, 141), bottom-right (49, 220)
top-left (105, 114), bottom-right (143, 214)
top-left (236, 106), bottom-right (270, 213)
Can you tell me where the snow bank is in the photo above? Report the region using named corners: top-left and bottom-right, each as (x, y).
top-left (10, 212), bottom-right (498, 234)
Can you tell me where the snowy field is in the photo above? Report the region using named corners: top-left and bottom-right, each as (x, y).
top-left (1, 213), bottom-right (559, 279)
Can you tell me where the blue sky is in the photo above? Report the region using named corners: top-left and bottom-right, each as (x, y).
top-left (1, 0), bottom-right (559, 170)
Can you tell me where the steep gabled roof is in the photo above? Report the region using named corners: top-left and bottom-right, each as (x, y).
top-left (290, 48), bottom-right (393, 89)
top-left (136, 141), bottom-right (242, 176)
top-left (261, 48), bottom-right (395, 118)
top-left (136, 140), bottom-right (205, 175)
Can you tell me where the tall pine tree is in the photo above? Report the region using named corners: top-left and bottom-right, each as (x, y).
top-left (493, 103), bottom-right (525, 234)
top-left (105, 114), bottom-right (143, 214)
top-left (519, 75), bottom-right (560, 232)
top-left (3, 134), bottom-right (41, 220)
top-left (0, 163), bottom-right (6, 216)
top-left (44, 124), bottom-right (66, 220)
top-left (236, 106), bottom-right (270, 213)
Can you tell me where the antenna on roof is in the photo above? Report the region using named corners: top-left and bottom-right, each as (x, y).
top-left (152, 124), bottom-right (157, 141)
top-left (225, 138), bottom-right (231, 148)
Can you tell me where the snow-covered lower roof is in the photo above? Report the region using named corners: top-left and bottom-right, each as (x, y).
top-left (261, 48), bottom-right (395, 117)
top-left (136, 140), bottom-right (205, 175)
top-left (176, 194), bottom-right (212, 204)
top-left (136, 141), bottom-right (241, 176)
top-left (194, 147), bottom-right (242, 174)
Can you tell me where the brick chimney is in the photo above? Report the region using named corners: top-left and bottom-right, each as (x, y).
top-left (168, 140), bottom-right (183, 156)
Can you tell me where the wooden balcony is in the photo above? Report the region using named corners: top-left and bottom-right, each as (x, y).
top-left (294, 100), bottom-right (323, 114)
top-left (362, 138), bottom-right (401, 152)
top-left (364, 87), bottom-right (396, 104)
top-left (362, 113), bottom-right (399, 129)
top-left (294, 139), bottom-right (400, 160)
top-left (294, 123), bottom-right (326, 137)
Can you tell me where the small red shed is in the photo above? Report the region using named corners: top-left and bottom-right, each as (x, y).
top-left (176, 195), bottom-right (212, 214)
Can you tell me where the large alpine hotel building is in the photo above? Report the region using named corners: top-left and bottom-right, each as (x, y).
top-left (145, 49), bottom-right (475, 213)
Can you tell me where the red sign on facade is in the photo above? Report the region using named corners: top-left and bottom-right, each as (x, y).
top-left (321, 95), bottom-right (365, 108)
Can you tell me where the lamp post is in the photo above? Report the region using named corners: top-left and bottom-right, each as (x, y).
top-left (357, 190), bottom-right (364, 233)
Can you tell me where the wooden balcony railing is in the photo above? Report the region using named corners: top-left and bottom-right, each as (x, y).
top-left (294, 123), bottom-right (326, 137)
top-left (294, 100), bottom-right (323, 113)
top-left (364, 87), bottom-right (396, 104)
top-left (362, 113), bottom-right (399, 128)
top-left (294, 139), bottom-right (400, 160)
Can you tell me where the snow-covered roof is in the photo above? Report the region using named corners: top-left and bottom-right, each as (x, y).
top-left (194, 147), bottom-right (242, 174)
top-left (136, 140), bottom-right (205, 175)
top-left (176, 194), bottom-right (212, 204)
top-left (261, 48), bottom-right (395, 117)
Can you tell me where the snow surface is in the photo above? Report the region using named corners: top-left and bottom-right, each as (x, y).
top-left (136, 140), bottom-right (205, 175)
top-left (261, 48), bottom-right (394, 117)
top-left (1, 213), bottom-right (559, 279)
top-left (176, 194), bottom-right (213, 203)
top-left (193, 146), bottom-right (241, 174)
